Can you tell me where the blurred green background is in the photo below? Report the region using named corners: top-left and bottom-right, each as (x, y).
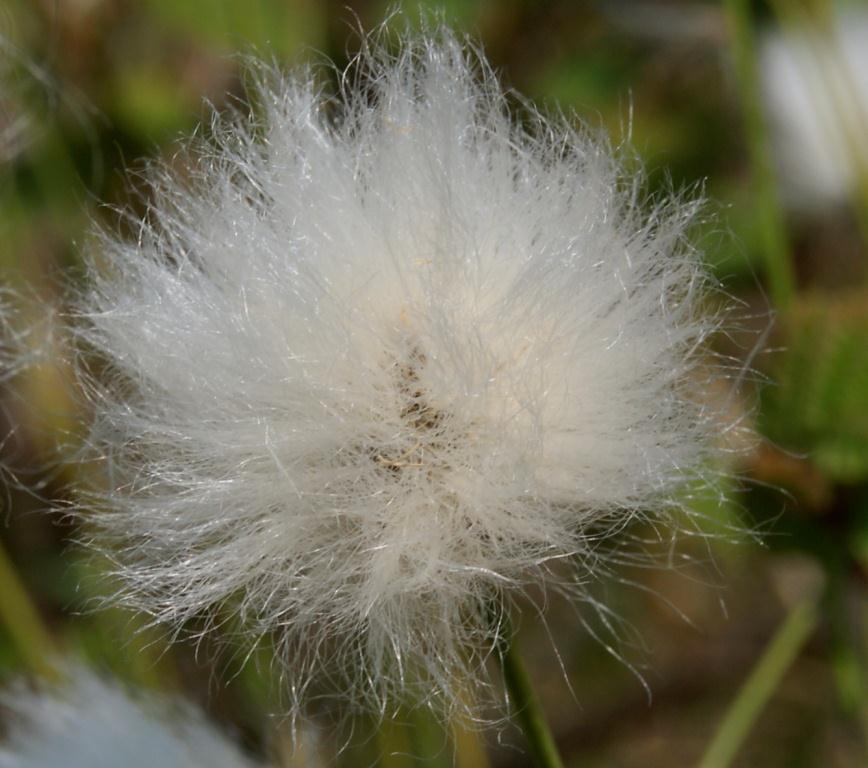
top-left (1, 0), bottom-right (868, 766)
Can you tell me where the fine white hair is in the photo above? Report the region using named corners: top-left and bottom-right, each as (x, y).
top-left (0, 299), bottom-right (10, 379)
top-left (75, 25), bottom-right (725, 714)
top-left (0, 36), bottom-right (33, 166)
top-left (0, 668), bottom-right (258, 768)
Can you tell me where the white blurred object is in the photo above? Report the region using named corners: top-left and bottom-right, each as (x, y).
top-left (0, 668), bottom-right (260, 768)
top-left (760, 11), bottom-right (868, 210)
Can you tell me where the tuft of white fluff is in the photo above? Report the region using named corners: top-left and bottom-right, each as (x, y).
top-left (0, 668), bottom-right (258, 768)
top-left (0, 294), bottom-right (31, 394)
top-left (76, 26), bottom-right (722, 712)
top-left (0, 38), bottom-right (33, 166)
top-left (760, 10), bottom-right (868, 210)
top-left (0, 299), bottom-right (11, 379)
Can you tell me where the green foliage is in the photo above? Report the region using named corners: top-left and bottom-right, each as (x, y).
top-left (762, 294), bottom-right (868, 484)
top-left (143, 0), bottom-right (326, 56)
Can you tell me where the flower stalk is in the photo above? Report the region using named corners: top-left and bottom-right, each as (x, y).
top-left (500, 631), bottom-right (565, 768)
top-left (698, 597), bottom-right (820, 768)
top-left (0, 537), bottom-right (58, 679)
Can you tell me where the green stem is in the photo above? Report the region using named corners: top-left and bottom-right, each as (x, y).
top-left (0, 537), bottom-right (59, 679)
top-left (500, 630), bottom-right (565, 768)
top-left (697, 598), bottom-right (820, 768)
top-left (724, 0), bottom-right (796, 311)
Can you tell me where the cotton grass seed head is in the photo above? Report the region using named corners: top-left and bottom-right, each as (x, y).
top-left (75, 26), bottom-right (725, 714)
top-left (0, 668), bottom-right (258, 768)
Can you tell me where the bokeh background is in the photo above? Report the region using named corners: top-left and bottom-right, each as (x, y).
top-left (1, 1), bottom-right (867, 766)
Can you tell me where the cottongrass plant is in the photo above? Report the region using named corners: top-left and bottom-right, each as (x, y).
top-left (0, 667), bottom-right (259, 768)
top-left (74, 24), bottom-right (728, 718)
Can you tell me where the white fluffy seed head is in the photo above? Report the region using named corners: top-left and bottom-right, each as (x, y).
top-left (0, 669), bottom-right (258, 768)
top-left (75, 26), bottom-right (724, 713)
